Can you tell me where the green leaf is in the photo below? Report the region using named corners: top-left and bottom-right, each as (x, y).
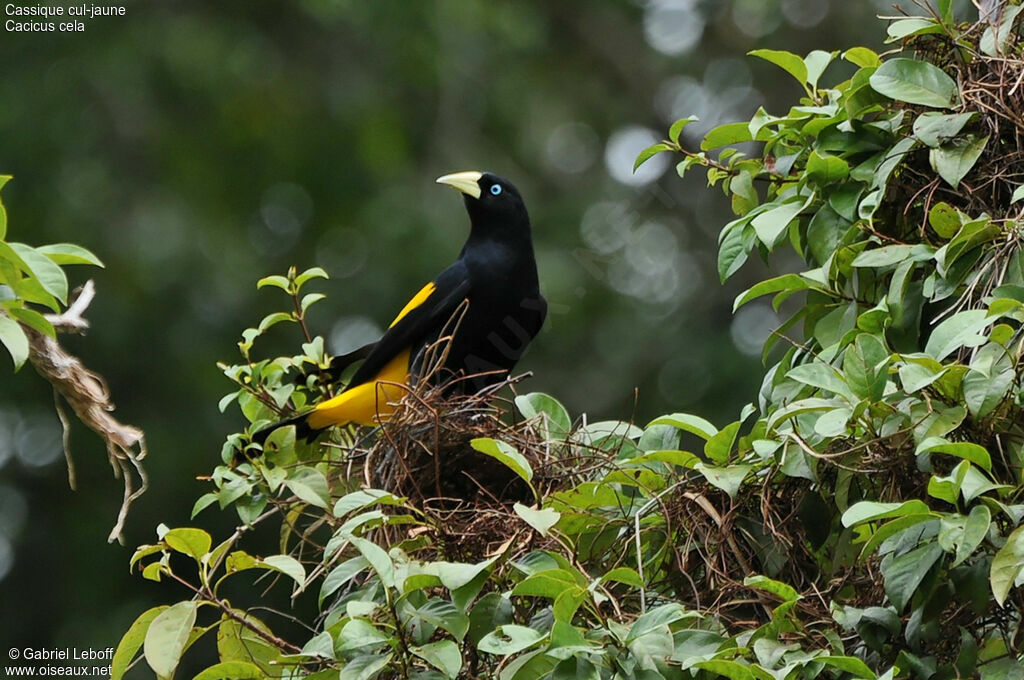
top-left (0, 315), bottom-right (29, 370)
top-left (284, 467), bottom-right (331, 509)
top-left (512, 568), bottom-right (579, 599)
top-left (340, 653), bottom-right (393, 680)
top-left (648, 413), bottom-right (719, 441)
top-left (437, 556), bottom-right (497, 591)
top-left (980, 4), bottom-right (1024, 56)
top-left (743, 575), bottom-right (799, 603)
top-left (804, 49), bottom-right (835, 89)
top-left (917, 438), bottom-right (987, 471)
top-left (193, 661), bottom-right (265, 680)
top-left (143, 601), bottom-right (198, 678)
top-left (913, 112), bottom-right (975, 147)
top-left (261, 554), bottom-right (307, 590)
top-left (843, 333), bottom-right (889, 401)
top-left (332, 489), bottom-right (405, 517)
top-left (883, 541), bottom-right (943, 611)
top-left (733, 273), bottom-right (814, 311)
top-left (513, 503), bottom-right (560, 536)
top-left (477, 624), bottom-right (546, 655)
top-left (930, 135), bottom-right (988, 188)
top-left (692, 660), bottom-right (754, 680)
top-left (955, 504), bottom-right (991, 567)
top-left (414, 599), bottom-right (470, 641)
top-left (861, 514), bottom-right (936, 560)
top-left (6, 307), bottom-right (54, 339)
top-left (216, 612), bottom-right (281, 671)
top-left (627, 603), bottom-right (687, 642)
top-left (786, 361), bottom-right (852, 398)
top-left (256, 274), bottom-right (290, 291)
top-left (925, 309), bottom-right (990, 360)
top-left (164, 528), bottom-right (212, 561)
top-left (696, 464), bottom-right (752, 499)
top-left (843, 46), bottom-right (882, 68)
top-left (320, 556), bottom-right (369, 605)
top-left (990, 525), bottom-right (1024, 605)
top-left (347, 534), bottom-right (395, 588)
top-left (886, 17), bottom-right (944, 42)
top-left (294, 266), bottom-right (329, 288)
top-left (470, 437), bottom-right (533, 484)
top-left (963, 357), bottom-right (1013, 419)
top-left (10, 243), bottom-right (68, 305)
top-left (938, 0), bottom-right (953, 22)
top-left (851, 244), bottom-right (918, 268)
top-left (806, 150), bottom-right (849, 184)
top-left (749, 49), bottom-right (808, 85)
top-left (702, 121), bottom-right (754, 150)
top-left (111, 606), bottom-right (167, 680)
top-left (336, 619), bottom-right (389, 654)
top-left (257, 311), bottom-right (293, 332)
top-left (35, 243), bottom-right (104, 267)
top-left (601, 567), bottom-right (645, 588)
top-left (717, 219), bottom-right (749, 282)
top-left (929, 201), bottom-right (963, 238)
top-left (515, 392), bottom-right (572, 439)
top-left (751, 195), bottom-right (813, 247)
top-left (634, 142), bottom-right (672, 171)
top-left (669, 116), bottom-right (699, 144)
top-left (869, 58), bottom-right (957, 108)
top-left (704, 420), bottom-right (740, 463)
top-left (842, 500), bottom-right (932, 527)
top-left (873, 137), bottom-right (918, 190)
top-left (819, 656), bottom-right (877, 679)
top-left (1012, 186), bottom-right (1024, 204)
top-left (300, 292), bottom-right (325, 313)
top-left (0, 240), bottom-right (30, 273)
top-left (467, 593), bottom-right (513, 646)
top-left (410, 641), bottom-right (462, 679)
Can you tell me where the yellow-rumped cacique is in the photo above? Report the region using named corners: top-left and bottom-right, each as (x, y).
top-left (253, 171), bottom-right (546, 444)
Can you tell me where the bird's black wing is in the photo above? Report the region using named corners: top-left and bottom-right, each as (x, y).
top-left (323, 341), bottom-right (377, 381)
top-left (346, 261), bottom-right (472, 388)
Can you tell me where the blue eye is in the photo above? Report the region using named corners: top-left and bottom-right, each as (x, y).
top-left (490, 184), bottom-right (503, 196)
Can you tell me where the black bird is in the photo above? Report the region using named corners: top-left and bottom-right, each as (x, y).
top-left (257, 171), bottom-right (546, 442)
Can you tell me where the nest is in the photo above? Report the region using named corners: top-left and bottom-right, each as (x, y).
top-left (329, 372), bottom-right (591, 563)
top-left (892, 19), bottom-right (1024, 223)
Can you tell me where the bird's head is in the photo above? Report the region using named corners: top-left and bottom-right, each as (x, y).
top-left (436, 171), bottom-right (530, 238)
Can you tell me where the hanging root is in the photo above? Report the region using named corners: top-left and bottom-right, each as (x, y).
top-left (20, 281), bottom-right (148, 544)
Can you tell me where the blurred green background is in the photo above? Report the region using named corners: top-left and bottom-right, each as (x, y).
top-left (0, 0), bottom-right (950, 672)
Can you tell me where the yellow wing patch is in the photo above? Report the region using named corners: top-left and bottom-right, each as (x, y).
top-left (389, 282), bottom-right (435, 328)
top-left (307, 348), bottom-right (412, 429)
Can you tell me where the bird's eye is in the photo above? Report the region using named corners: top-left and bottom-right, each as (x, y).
top-left (490, 184), bottom-right (503, 196)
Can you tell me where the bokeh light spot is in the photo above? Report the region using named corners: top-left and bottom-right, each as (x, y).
top-left (544, 122), bottom-right (600, 175)
top-left (605, 126), bottom-right (668, 186)
top-left (782, 0), bottom-right (830, 27)
top-left (643, 0), bottom-right (705, 56)
top-left (730, 303), bottom-right (779, 357)
top-left (13, 414), bottom-right (62, 469)
top-left (330, 315), bottom-right (383, 355)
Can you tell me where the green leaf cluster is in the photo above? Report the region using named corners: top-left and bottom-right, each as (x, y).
top-left (635, 6), bottom-right (1024, 676)
top-left (0, 177), bottom-right (103, 370)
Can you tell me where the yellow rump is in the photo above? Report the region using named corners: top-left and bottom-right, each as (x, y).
top-left (307, 348), bottom-right (412, 429)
